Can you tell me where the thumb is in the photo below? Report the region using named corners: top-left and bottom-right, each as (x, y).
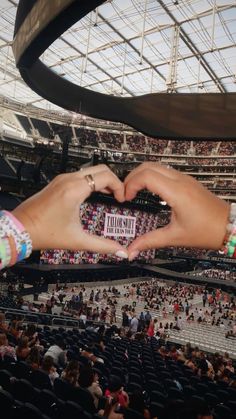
top-left (127, 224), bottom-right (175, 260)
top-left (80, 231), bottom-right (128, 259)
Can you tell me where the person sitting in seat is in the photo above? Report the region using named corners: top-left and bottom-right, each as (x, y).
top-left (44, 337), bottom-right (67, 368)
top-left (61, 359), bottom-right (80, 387)
top-left (41, 355), bottom-right (59, 385)
top-left (15, 336), bottom-right (31, 361)
top-left (78, 364), bottom-right (103, 409)
top-left (0, 332), bottom-right (17, 360)
top-left (105, 375), bottom-right (129, 409)
top-left (0, 313), bottom-right (8, 333)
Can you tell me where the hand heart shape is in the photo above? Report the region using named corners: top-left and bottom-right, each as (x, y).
top-left (12, 163), bottom-right (229, 259)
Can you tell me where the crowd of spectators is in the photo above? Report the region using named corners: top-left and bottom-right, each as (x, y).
top-left (26, 279), bottom-right (235, 343)
top-left (0, 296), bottom-right (236, 418)
top-left (213, 179), bottom-right (236, 189)
top-left (193, 141), bottom-right (217, 156)
top-left (169, 141), bottom-right (189, 155)
top-left (147, 138), bottom-right (168, 154)
top-left (79, 129), bottom-right (99, 148)
top-left (185, 160), bottom-right (236, 170)
top-left (126, 135), bottom-right (146, 153)
top-left (76, 127), bottom-right (236, 159)
top-left (1, 270), bottom-right (236, 418)
top-left (191, 268), bottom-right (236, 282)
top-left (99, 132), bottom-right (123, 151)
top-left (120, 281), bottom-right (236, 336)
top-left (218, 142), bottom-right (236, 155)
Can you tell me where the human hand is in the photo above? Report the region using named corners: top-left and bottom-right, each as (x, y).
top-left (124, 162), bottom-right (230, 260)
top-left (12, 165), bottom-right (128, 257)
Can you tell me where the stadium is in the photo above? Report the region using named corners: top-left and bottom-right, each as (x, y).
top-left (0, 1), bottom-right (236, 418)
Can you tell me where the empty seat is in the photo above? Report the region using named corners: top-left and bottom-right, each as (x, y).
top-left (205, 392), bottom-right (219, 408)
top-left (164, 379), bottom-right (178, 390)
top-left (168, 387), bottom-right (184, 401)
top-left (160, 371), bottom-right (172, 380)
top-left (69, 387), bottom-right (96, 414)
top-left (216, 390), bottom-right (229, 404)
top-left (191, 395), bottom-right (205, 404)
top-left (196, 383), bottom-right (209, 396)
top-left (13, 402), bottom-right (48, 419)
top-left (54, 377), bottom-right (72, 400)
top-left (57, 401), bottom-right (90, 419)
top-left (183, 385), bottom-right (195, 398)
top-left (227, 400), bottom-right (236, 412)
top-left (214, 404), bottom-right (232, 419)
top-left (147, 379), bottom-right (164, 393)
top-left (228, 388), bottom-right (236, 401)
top-left (36, 389), bottom-right (62, 416)
top-left (177, 377), bottom-right (189, 387)
top-left (0, 388), bottom-right (14, 410)
top-left (0, 369), bottom-right (12, 392)
top-left (149, 401), bottom-right (165, 418)
top-left (150, 390), bottom-right (167, 405)
top-left (128, 373), bottom-right (142, 385)
top-left (190, 376), bottom-right (201, 386)
top-left (13, 361), bottom-right (32, 380)
top-left (126, 382), bottom-right (142, 393)
top-left (207, 381), bottom-right (218, 393)
top-left (145, 372), bottom-right (157, 382)
top-left (29, 369), bottom-right (52, 391)
top-left (11, 378), bottom-right (38, 403)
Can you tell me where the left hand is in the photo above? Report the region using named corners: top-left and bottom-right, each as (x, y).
top-left (12, 165), bottom-right (128, 256)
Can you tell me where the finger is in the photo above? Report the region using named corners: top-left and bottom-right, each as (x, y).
top-left (124, 162), bottom-right (179, 186)
top-left (125, 169), bottom-right (177, 205)
top-left (99, 189), bottom-right (112, 194)
top-left (76, 164), bottom-right (112, 178)
top-left (127, 225), bottom-right (175, 259)
top-left (80, 170), bottom-right (125, 202)
top-left (79, 231), bottom-right (128, 257)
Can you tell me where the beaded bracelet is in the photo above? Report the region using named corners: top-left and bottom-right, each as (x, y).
top-left (0, 210), bottom-right (32, 269)
top-left (220, 203), bottom-right (236, 258)
top-left (0, 237), bottom-right (11, 269)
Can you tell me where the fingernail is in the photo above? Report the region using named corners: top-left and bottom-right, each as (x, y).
top-left (129, 250), bottom-right (139, 261)
top-left (115, 250), bottom-right (128, 259)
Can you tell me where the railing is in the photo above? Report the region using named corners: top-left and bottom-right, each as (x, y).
top-left (0, 305), bottom-right (109, 330)
top-left (0, 306), bottom-right (80, 328)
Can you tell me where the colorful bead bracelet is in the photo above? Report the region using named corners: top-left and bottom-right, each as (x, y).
top-left (0, 210), bottom-right (32, 269)
top-left (220, 203), bottom-right (236, 258)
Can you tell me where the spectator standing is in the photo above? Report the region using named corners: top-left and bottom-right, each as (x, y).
top-left (130, 315), bottom-right (139, 334)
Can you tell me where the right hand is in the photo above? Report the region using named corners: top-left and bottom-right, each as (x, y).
top-left (124, 163), bottom-right (230, 259)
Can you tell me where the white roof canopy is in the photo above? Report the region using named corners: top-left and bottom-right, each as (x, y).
top-left (0, 0), bottom-right (235, 114)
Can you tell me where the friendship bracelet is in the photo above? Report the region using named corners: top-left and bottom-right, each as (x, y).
top-left (0, 210), bottom-right (33, 269)
top-left (0, 238), bottom-right (11, 269)
top-left (220, 203), bottom-right (236, 258)
top-left (8, 235), bottom-right (18, 267)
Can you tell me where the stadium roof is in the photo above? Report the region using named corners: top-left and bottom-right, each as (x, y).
top-left (0, 0), bottom-right (236, 115)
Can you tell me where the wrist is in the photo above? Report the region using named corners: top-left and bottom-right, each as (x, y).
top-left (0, 210), bottom-right (32, 268)
top-left (219, 203), bottom-right (236, 257)
top-left (12, 208), bottom-right (38, 250)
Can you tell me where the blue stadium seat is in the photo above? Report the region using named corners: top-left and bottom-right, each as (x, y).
top-left (0, 369), bottom-right (12, 392)
top-left (0, 388), bottom-right (14, 410)
top-left (214, 404), bottom-right (232, 419)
